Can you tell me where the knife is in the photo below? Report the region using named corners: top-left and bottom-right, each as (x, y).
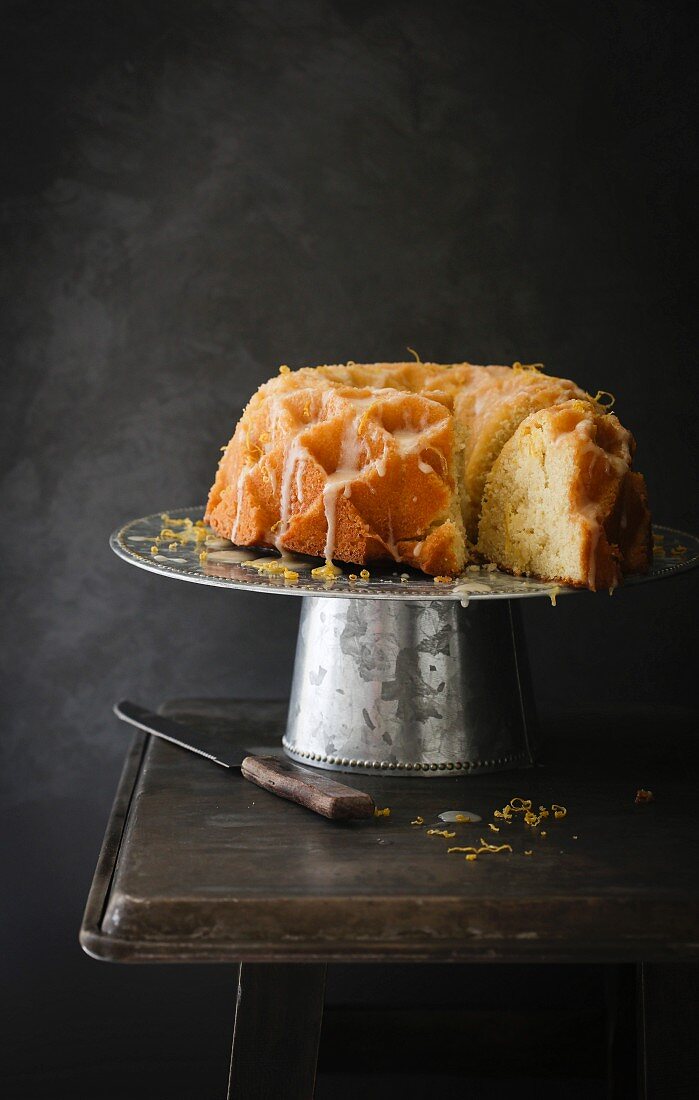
top-left (113, 700), bottom-right (376, 821)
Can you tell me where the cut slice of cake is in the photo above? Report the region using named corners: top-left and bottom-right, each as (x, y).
top-left (477, 400), bottom-right (651, 590)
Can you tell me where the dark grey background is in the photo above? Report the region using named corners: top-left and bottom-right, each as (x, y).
top-left (2, 1), bottom-right (697, 1096)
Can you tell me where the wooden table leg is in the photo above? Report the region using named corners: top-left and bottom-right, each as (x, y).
top-left (637, 963), bottom-right (699, 1099)
top-left (227, 963), bottom-right (327, 1100)
top-left (606, 964), bottom-right (638, 1098)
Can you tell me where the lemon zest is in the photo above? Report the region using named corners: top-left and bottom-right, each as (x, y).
top-left (160, 514), bottom-right (191, 527)
top-left (311, 560), bottom-right (342, 580)
top-left (509, 797), bottom-right (532, 811)
top-left (512, 361), bottom-right (545, 373)
top-left (593, 389), bottom-right (616, 409)
top-left (479, 839), bottom-right (514, 853)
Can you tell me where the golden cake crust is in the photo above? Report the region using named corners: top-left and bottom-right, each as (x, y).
top-left (206, 372), bottom-right (465, 574)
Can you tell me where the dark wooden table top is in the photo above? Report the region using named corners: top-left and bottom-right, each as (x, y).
top-left (81, 699), bottom-right (699, 964)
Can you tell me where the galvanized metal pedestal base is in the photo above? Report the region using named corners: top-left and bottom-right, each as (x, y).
top-left (283, 597), bottom-right (537, 777)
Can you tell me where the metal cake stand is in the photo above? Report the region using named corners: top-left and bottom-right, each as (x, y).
top-left (111, 508), bottom-right (698, 777)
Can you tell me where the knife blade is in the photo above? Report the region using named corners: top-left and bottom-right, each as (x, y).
top-left (113, 700), bottom-right (376, 821)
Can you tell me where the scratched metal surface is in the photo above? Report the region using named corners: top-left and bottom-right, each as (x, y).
top-left (283, 598), bottom-right (535, 775)
top-left (111, 507), bottom-right (699, 602)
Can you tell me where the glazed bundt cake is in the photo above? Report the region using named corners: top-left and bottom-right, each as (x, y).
top-left (205, 362), bottom-right (651, 590)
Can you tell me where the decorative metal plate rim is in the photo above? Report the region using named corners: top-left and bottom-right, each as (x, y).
top-left (110, 507), bottom-right (699, 602)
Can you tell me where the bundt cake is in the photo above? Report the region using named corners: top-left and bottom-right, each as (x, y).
top-left (205, 362), bottom-right (651, 590)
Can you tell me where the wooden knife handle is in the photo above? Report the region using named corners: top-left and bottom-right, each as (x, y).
top-left (240, 755), bottom-right (375, 820)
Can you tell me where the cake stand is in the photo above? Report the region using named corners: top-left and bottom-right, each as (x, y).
top-left (111, 509), bottom-right (698, 777)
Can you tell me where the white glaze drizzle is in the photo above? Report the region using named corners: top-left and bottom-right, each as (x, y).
top-left (206, 549), bottom-right (255, 563)
top-left (275, 430), bottom-right (311, 552)
top-left (279, 550), bottom-right (314, 571)
top-left (439, 809), bottom-right (482, 824)
top-left (452, 580), bottom-right (491, 597)
top-left (231, 462), bottom-right (251, 544)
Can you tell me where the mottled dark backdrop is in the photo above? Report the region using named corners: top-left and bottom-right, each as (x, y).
top-left (2, 1), bottom-right (697, 1096)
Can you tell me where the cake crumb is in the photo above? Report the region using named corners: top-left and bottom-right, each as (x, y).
top-left (374, 806), bottom-right (391, 818)
top-left (635, 788), bottom-right (654, 804)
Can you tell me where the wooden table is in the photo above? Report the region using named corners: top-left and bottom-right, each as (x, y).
top-left (81, 700), bottom-right (699, 1098)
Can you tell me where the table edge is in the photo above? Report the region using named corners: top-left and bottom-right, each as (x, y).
top-left (80, 732), bottom-right (148, 960)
